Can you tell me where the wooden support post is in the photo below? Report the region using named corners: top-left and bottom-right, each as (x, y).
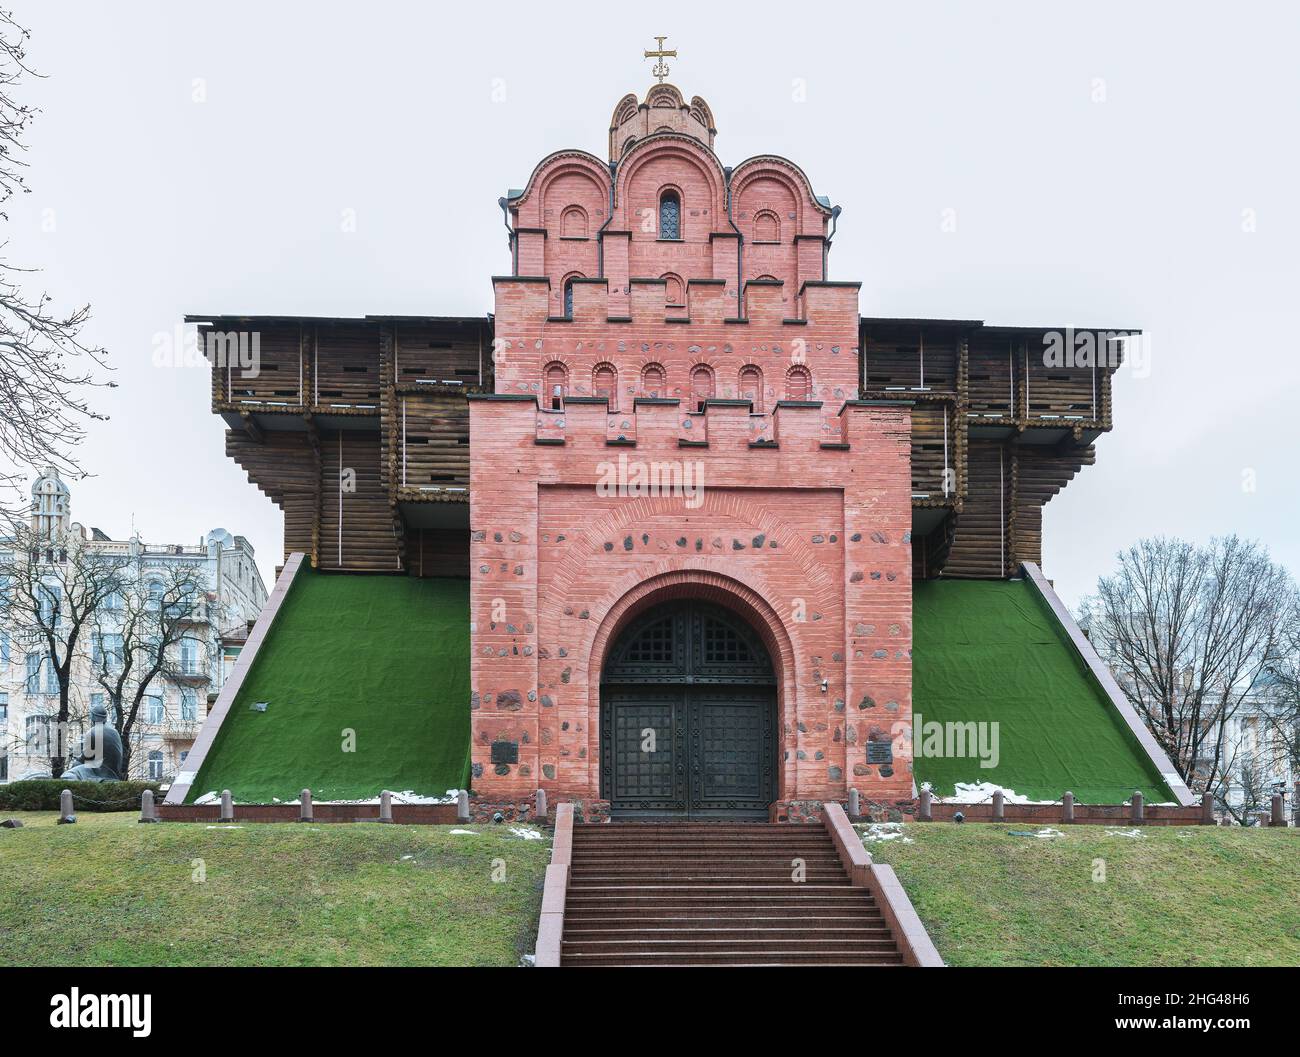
top-left (918, 787), bottom-right (932, 821)
top-left (1130, 790), bottom-right (1143, 823)
top-left (139, 789), bottom-right (158, 824)
top-left (992, 789), bottom-right (1005, 821)
top-left (1201, 790), bottom-right (1215, 825)
top-left (379, 790), bottom-right (393, 823)
top-left (300, 789), bottom-right (313, 823)
top-left (1062, 791), bottom-right (1074, 823)
top-left (219, 790), bottom-right (234, 823)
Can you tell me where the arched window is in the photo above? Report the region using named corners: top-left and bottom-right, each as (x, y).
top-left (563, 277), bottom-right (577, 318)
top-left (593, 362), bottom-right (617, 409)
top-left (754, 210), bottom-right (780, 242)
top-left (560, 205), bottom-right (587, 238)
top-left (641, 363), bottom-right (666, 398)
top-left (739, 365), bottom-right (764, 411)
top-left (659, 190), bottom-right (681, 240)
top-left (543, 361), bottom-right (568, 410)
top-left (786, 364), bottom-right (812, 401)
top-left (690, 365), bottom-right (715, 412)
top-left (662, 272), bottom-right (684, 307)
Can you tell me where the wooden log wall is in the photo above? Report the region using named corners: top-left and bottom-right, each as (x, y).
top-left (208, 323), bottom-right (303, 406)
top-left (225, 430), bottom-right (318, 561)
top-left (943, 440), bottom-right (1012, 578)
top-left (314, 323), bottom-right (383, 407)
top-left (394, 323), bottom-right (485, 386)
top-left (908, 401), bottom-right (954, 499)
top-left (406, 527), bottom-right (472, 578)
top-left (317, 432), bottom-right (400, 572)
top-left (863, 324), bottom-right (1118, 579)
top-left (397, 393), bottom-right (472, 490)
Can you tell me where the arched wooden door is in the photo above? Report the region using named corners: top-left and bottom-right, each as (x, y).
top-left (600, 601), bottom-right (777, 819)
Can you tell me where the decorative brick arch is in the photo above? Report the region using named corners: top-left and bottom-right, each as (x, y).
top-left (584, 567), bottom-right (802, 802)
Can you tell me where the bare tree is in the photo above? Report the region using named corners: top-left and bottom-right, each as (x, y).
top-left (1083, 536), bottom-right (1298, 795)
top-left (0, 523), bottom-right (128, 774)
top-left (91, 562), bottom-right (216, 776)
top-left (0, 9), bottom-right (110, 516)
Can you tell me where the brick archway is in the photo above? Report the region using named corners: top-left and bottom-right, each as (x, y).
top-left (586, 569), bottom-right (800, 806)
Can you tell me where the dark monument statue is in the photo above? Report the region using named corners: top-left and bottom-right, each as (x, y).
top-left (59, 703), bottom-right (124, 782)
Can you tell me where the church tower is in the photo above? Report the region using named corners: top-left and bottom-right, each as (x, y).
top-left (470, 64), bottom-right (914, 820)
top-left (30, 467), bottom-right (71, 541)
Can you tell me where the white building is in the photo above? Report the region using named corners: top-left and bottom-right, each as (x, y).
top-left (0, 469), bottom-right (268, 782)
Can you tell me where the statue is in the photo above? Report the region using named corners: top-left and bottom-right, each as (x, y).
top-left (59, 703), bottom-right (124, 782)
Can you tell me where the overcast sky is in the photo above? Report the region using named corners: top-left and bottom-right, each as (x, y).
top-left (7, 0), bottom-right (1298, 605)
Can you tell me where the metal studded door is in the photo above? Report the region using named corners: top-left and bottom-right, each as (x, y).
top-left (601, 601), bottom-right (777, 818)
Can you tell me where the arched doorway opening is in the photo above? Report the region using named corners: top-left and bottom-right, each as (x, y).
top-left (600, 600), bottom-right (777, 819)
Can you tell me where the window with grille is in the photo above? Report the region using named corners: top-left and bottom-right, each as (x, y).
top-left (659, 191), bottom-right (681, 239)
top-left (623, 618), bottom-right (675, 663)
top-left (702, 616), bottom-right (758, 665)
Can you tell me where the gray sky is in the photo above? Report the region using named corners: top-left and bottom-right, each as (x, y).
top-left (8, 0), bottom-right (1298, 605)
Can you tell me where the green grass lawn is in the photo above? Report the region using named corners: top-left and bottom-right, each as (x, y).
top-left (189, 570), bottom-right (471, 803)
top-left (862, 822), bottom-right (1300, 966)
top-left (0, 813), bottom-right (549, 967)
top-left (913, 580), bottom-right (1174, 803)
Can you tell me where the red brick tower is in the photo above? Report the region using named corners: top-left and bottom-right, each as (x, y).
top-left (469, 82), bottom-right (913, 820)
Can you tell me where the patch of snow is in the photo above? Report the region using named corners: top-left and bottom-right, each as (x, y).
top-left (193, 791), bottom-right (220, 805)
top-left (855, 821), bottom-right (914, 844)
top-left (519, 953), bottom-right (536, 967)
top-left (939, 781), bottom-right (1058, 805)
top-left (508, 826), bottom-right (545, 841)
top-left (1105, 827), bottom-right (1144, 839)
top-left (449, 829), bottom-right (478, 836)
top-left (1032, 828), bottom-right (1064, 839)
top-left (310, 788), bottom-right (463, 805)
top-left (204, 825), bottom-right (243, 830)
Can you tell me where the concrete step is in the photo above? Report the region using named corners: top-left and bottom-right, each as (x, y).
top-left (560, 949), bottom-right (905, 966)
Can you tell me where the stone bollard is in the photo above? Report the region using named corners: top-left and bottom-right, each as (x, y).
top-left (456, 789), bottom-right (470, 823)
top-left (299, 789), bottom-right (313, 823)
top-left (379, 790), bottom-right (393, 823)
top-left (848, 789), bottom-right (860, 818)
top-left (1130, 790), bottom-right (1143, 823)
top-left (58, 789), bottom-right (76, 825)
top-left (1271, 794), bottom-right (1284, 827)
top-left (1201, 790), bottom-right (1215, 825)
top-left (1062, 791), bottom-right (1075, 824)
top-left (1294, 781), bottom-right (1300, 827)
top-left (139, 789), bottom-right (159, 824)
top-left (918, 787), bottom-right (932, 821)
top-left (219, 790), bottom-right (234, 823)
top-left (992, 789), bottom-right (1005, 821)
top-left (535, 788), bottom-right (547, 821)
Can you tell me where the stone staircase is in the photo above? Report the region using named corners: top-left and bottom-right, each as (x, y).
top-left (559, 822), bottom-right (907, 967)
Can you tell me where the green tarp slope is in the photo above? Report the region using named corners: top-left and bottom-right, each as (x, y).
top-left (186, 570), bottom-right (470, 804)
top-left (912, 578), bottom-right (1175, 804)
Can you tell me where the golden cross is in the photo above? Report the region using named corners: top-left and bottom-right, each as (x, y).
top-left (644, 36), bottom-right (677, 84)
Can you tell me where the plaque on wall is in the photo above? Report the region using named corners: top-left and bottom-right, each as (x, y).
top-left (866, 740), bottom-right (893, 765)
top-left (490, 740), bottom-right (520, 764)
